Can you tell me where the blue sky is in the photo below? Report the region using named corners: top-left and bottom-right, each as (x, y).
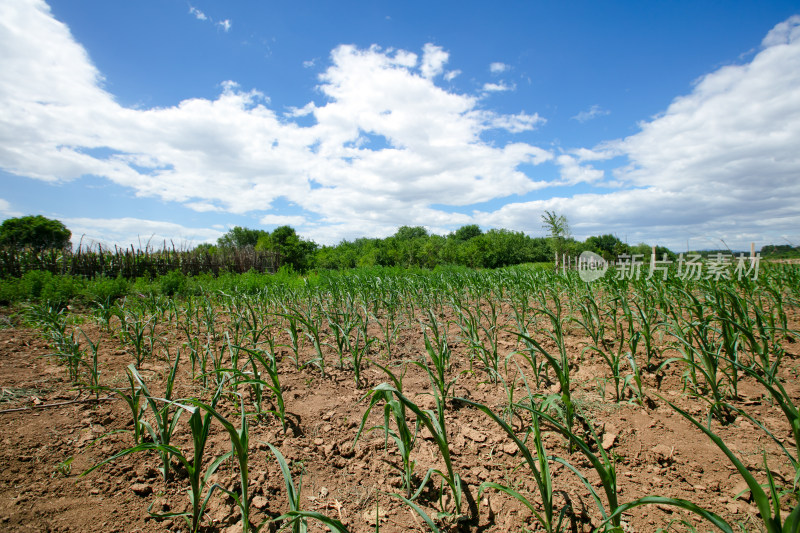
top-left (1, 0), bottom-right (799, 251)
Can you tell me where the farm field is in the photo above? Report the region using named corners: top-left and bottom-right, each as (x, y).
top-left (0, 265), bottom-right (798, 532)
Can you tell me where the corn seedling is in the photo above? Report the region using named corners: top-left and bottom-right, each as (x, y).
top-left (234, 346), bottom-right (287, 432)
top-left (459, 394), bottom-right (569, 533)
top-left (283, 312), bottom-right (303, 371)
top-left (355, 362), bottom-right (420, 499)
top-left (524, 403), bottom-right (730, 532)
top-left (99, 364), bottom-right (145, 444)
top-left (283, 302), bottom-right (328, 376)
top-left (663, 396), bottom-right (799, 533)
top-left (267, 442), bottom-right (350, 532)
top-left (584, 325), bottom-right (630, 403)
top-left (78, 328), bottom-right (102, 399)
top-left (133, 352), bottom-right (183, 481)
top-left (516, 329), bottom-right (576, 439)
top-left (81, 387), bottom-right (230, 533)
top-left (184, 394), bottom-right (257, 532)
top-left (366, 383), bottom-right (467, 522)
top-left (117, 308), bottom-right (154, 368)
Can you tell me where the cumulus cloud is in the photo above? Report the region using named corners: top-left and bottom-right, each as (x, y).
top-left (4, 0), bottom-right (798, 250)
top-left (482, 81), bottom-right (514, 92)
top-left (555, 155), bottom-right (604, 185)
top-left (490, 62), bottom-right (509, 73)
top-left (474, 15), bottom-right (800, 249)
top-left (0, 3), bottom-right (552, 244)
top-left (64, 217), bottom-right (223, 249)
top-left (572, 104), bottom-right (610, 123)
top-left (0, 198), bottom-right (22, 218)
top-left (260, 214), bottom-right (308, 227)
top-left (420, 43), bottom-right (448, 79)
top-left (217, 19), bottom-right (231, 32)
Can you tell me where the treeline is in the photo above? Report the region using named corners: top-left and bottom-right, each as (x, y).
top-left (761, 244), bottom-right (800, 259)
top-left (207, 224), bottom-right (675, 271)
top-left (0, 214), bottom-right (678, 278)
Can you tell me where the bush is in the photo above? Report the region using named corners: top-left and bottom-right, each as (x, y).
top-left (158, 269), bottom-right (187, 297)
top-left (86, 275), bottom-right (129, 306)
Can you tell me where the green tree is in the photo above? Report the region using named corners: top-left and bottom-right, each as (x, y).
top-left (541, 211), bottom-right (571, 261)
top-left (216, 226), bottom-right (268, 249)
top-left (394, 226), bottom-right (428, 241)
top-left (452, 224), bottom-right (482, 241)
top-left (585, 234), bottom-right (627, 260)
top-left (256, 225), bottom-right (317, 271)
top-left (0, 215), bottom-right (71, 251)
top-left (193, 243), bottom-right (217, 254)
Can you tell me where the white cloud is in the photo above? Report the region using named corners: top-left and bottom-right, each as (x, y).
top-left (0, 198), bottom-right (22, 218)
top-left (487, 112), bottom-right (545, 133)
top-left (444, 70), bottom-right (460, 81)
top-left (474, 15), bottom-right (800, 250)
top-left (490, 62), bottom-right (509, 74)
top-left (572, 104), bottom-right (610, 123)
top-left (63, 217), bottom-right (223, 249)
top-left (259, 214), bottom-right (307, 227)
top-left (6, 1), bottom-right (797, 250)
top-left (189, 6), bottom-right (207, 21)
top-left (420, 43), bottom-right (448, 79)
top-left (188, 4), bottom-right (231, 32)
top-left (555, 154), bottom-right (604, 185)
top-left (482, 82), bottom-right (514, 92)
top-left (0, 3), bottom-right (552, 245)
top-left (761, 14), bottom-right (800, 47)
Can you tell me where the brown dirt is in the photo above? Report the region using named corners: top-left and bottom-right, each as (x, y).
top-left (0, 302), bottom-right (798, 533)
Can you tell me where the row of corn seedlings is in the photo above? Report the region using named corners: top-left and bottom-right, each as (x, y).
top-left (22, 261), bottom-right (799, 531)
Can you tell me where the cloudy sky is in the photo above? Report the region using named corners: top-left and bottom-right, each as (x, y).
top-left (1, 0), bottom-right (799, 251)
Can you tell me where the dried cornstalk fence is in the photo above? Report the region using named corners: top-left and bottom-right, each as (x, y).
top-left (0, 244), bottom-right (282, 279)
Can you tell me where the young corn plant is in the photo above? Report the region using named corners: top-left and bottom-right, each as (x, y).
top-left (185, 394), bottom-right (257, 533)
top-left (267, 442), bottom-right (350, 532)
top-left (326, 307), bottom-right (357, 369)
top-left (522, 401), bottom-right (731, 532)
top-left (724, 290), bottom-right (787, 386)
top-left (670, 314), bottom-right (735, 424)
top-left (453, 301), bottom-right (482, 372)
top-left (722, 356), bottom-right (800, 492)
top-left (354, 362), bottom-right (420, 499)
top-left (117, 308), bottom-right (155, 368)
top-left (108, 364), bottom-right (145, 444)
top-left (459, 393), bottom-right (569, 533)
top-left (632, 292), bottom-right (662, 371)
top-left (516, 327), bottom-right (576, 439)
top-left (282, 312), bottom-right (304, 371)
top-left (372, 303), bottom-right (403, 361)
top-left (234, 346), bottom-right (287, 432)
top-left (662, 396), bottom-right (799, 533)
top-left (283, 303), bottom-right (328, 376)
top-left (366, 383), bottom-right (467, 524)
top-left (81, 387), bottom-right (230, 533)
top-left (348, 314), bottom-right (377, 388)
top-left (571, 291), bottom-right (607, 360)
top-left (584, 324), bottom-right (631, 403)
top-left (134, 351), bottom-right (183, 482)
top-left (78, 328), bottom-right (102, 400)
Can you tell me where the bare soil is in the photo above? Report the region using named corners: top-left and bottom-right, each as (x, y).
top-left (0, 303), bottom-right (798, 533)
